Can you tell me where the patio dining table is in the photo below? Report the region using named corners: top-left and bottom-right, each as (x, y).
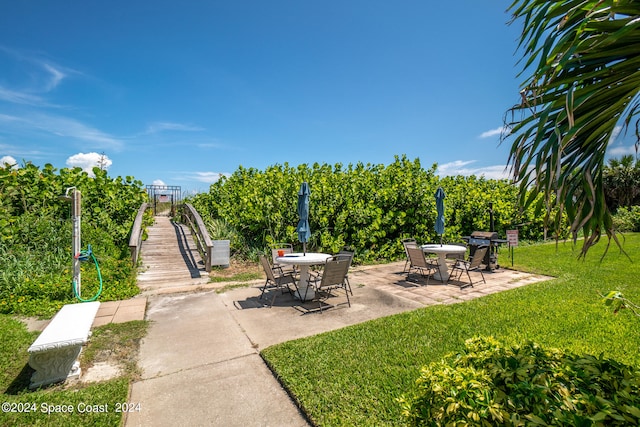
top-left (420, 244), bottom-right (467, 282)
top-left (275, 252), bottom-right (332, 301)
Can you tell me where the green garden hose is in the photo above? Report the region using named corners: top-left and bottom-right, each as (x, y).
top-left (73, 244), bottom-right (103, 302)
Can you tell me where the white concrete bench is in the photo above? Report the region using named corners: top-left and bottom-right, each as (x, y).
top-left (27, 301), bottom-right (100, 389)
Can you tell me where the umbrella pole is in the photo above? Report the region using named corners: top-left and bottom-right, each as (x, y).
top-left (303, 242), bottom-right (306, 256)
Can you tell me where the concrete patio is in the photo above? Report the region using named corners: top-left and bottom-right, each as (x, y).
top-left (117, 260), bottom-right (553, 426)
top-left (215, 260), bottom-right (553, 350)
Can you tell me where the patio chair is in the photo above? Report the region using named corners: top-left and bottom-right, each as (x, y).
top-left (406, 246), bottom-right (438, 285)
top-left (449, 245), bottom-right (487, 289)
top-left (270, 243), bottom-right (296, 276)
top-left (335, 250), bottom-right (354, 295)
top-left (401, 238), bottom-right (418, 272)
top-left (309, 256), bottom-right (351, 313)
top-left (259, 255), bottom-right (297, 307)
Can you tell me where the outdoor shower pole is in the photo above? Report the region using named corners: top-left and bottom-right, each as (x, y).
top-left (71, 189), bottom-right (82, 297)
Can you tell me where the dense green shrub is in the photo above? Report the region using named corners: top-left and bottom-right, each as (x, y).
top-left (0, 163), bottom-right (146, 316)
top-left (399, 336), bottom-right (640, 426)
top-left (613, 206), bottom-right (640, 232)
top-left (190, 156), bottom-right (551, 262)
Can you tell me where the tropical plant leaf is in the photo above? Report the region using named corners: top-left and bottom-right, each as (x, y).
top-left (505, 0), bottom-right (640, 257)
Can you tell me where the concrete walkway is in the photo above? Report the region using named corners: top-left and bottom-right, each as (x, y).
top-left (124, 262), bottom-right (552, 426)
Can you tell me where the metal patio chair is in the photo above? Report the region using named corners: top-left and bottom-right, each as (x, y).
top-left (401, 238), bottom-right (418, 272)
top-left (406, 246), bottom-right (438, 285)
top-left (335, 250), bottom-right (354, 295)
top-left (259, 255), bottom-right (297, 307)
top-left (270, 243), bottom-right (296, 276)
top-left (449, 245), bottom-right (487, 289)
top-left (310, 256), bottom-right (351, 313)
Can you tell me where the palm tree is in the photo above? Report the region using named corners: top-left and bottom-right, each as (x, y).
top-left (503, 0), bottom-right (640, 257)
top-left (603, 154), bottom-right (640, 210)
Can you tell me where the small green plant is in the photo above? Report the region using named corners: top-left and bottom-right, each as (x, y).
top-left (603, 290), bottom-right (640, 317)
top-left (399, 336), bottom-right (640, 426)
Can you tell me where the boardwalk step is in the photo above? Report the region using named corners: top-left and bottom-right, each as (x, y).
top-left (136, 216), bottom-right (209, 293)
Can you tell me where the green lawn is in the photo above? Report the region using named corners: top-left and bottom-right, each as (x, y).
top-left (1, 234), bottom-right (637, 426)
top-left (261, 233), bottom-right (640, 426)
top-left (0, 316), bottom-right (146, 427)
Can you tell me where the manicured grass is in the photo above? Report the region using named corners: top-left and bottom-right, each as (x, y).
top-left (1, 378), bottom-right (129, 427)
top-left (261, 233), bottom-right (640, 426)
top-left (0, 317), bottom-right (147, 427)
top-left (209, 271), bottom-right (262, 283)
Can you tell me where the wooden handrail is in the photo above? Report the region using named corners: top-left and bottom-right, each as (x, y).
top-left (181, 203), bottom-right (214, 272)
top-left (129, 202), bottom-right (150, 265)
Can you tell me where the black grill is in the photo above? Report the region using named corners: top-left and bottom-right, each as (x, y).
top-left (463, 231), bottom-right (507, 271)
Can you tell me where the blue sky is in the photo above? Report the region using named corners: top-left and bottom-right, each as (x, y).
top-left (1, 1), bottom-right (636, 193)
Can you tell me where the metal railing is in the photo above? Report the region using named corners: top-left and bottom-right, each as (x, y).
top-left (181, 203), bottom-right (214, 272)
top-left (128, 202), bottom-right (150, 265)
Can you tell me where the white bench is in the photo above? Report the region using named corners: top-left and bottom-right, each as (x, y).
top-left (27, 301), bottom-right (100, 389)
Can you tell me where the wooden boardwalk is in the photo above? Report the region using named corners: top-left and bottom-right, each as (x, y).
top-left (136, 216), bottom-right (210, 294)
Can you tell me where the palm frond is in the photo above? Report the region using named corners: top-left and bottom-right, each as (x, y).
top-left (505, 0), bottom-right (640, 257)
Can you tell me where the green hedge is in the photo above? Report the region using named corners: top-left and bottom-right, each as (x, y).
top-left (190, 155), bottom-right (553, 262)
top-left (399, 336), bottom-right (640, 426)
top-left (0, 163), bottom-right (146, 316)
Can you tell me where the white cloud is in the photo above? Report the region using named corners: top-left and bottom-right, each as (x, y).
top-left (0, 48), bottom-right (73, 105)
top-left (607, 125), bottom-right (639, 157)
top-left (190, 171), bottom-right (231, 183)
top-left (610, 125), bottom-right (623, 142)
top-left (0, 140), bottom-right (49, 160)
top-left (66, 152), bottom-right (112, 176)
top-left (608, 144), bottom-right (638, 157)
top-left (479, 126), bottom-right (510, 139)
top-left (152, 179), bottom-right (167, 187)
top-left (0, 112), bottom-right (123, 150)
top-left (436, 160), bottom-right (476, 176)
top-left (437, 160), bottom-right (511, 180)
top-left (170, 171), bottom-right (231, 186)
top-left (38, 114), bottom-right (123, 149)
top-left (0, 113), bottom-right (22, 123)
top-left (42, 63), bottom-right (66, 91)
top-left (0, 155), bottom-right (18, 168)
top-left (0, 86), bottom-right (51, 107)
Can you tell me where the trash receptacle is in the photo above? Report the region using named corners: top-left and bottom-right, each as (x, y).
top-left (212, 240), bottom-right (230, 268)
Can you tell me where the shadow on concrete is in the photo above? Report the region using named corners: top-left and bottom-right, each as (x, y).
top-left (232, 288), bottom-right (346, 315)
top-left (172, 221), bottom-right (202, 279)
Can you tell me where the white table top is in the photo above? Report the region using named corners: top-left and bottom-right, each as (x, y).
top-left (421, 244), bottom-right (467, 254)
top-left (276, 252), bottom-right (331, 265)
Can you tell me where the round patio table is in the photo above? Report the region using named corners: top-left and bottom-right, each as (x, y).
top-left (420, 244), bottom-right (467, 282)
top-left (275, 252), bottom-right (331, 301)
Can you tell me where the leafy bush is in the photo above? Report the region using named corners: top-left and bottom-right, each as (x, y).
top-left (190, 156), bottom-right (552, 263)
top-left (0, 163), bottom-right (146, 316)
top-left (399, 336), bottom-right (640, 426)
top-left (613, 206), bottom-right (640, 232)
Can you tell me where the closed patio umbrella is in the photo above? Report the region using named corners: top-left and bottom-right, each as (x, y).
top-left (296, 182), bottom-right (311, 255)
top-left (435, 186), bottom-right (445, 245)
